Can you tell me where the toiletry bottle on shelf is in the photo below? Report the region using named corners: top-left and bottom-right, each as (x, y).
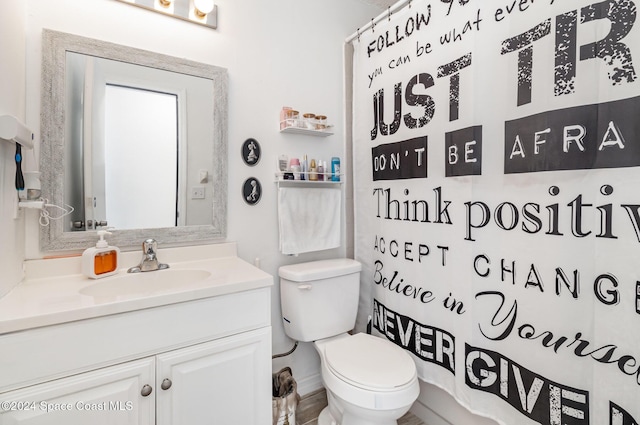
top-left (331, 157), bottom-right (341, 181)
top-left (290, 158), bottom-right (301, 180)
top-left (279, 155), bottom-right (293, 180)
top-left (82, 230), bottom-right (120, 279)
top-left (280, 106), bottom-right (292, 130)
top-left (301, 155), bottom-right (308, 180)
top-left (317, 160), bottom-right (324, 181)
top-left (278, 155), bottom-right (288, 173)
top-left (309, 159), bottom-right (318, 181)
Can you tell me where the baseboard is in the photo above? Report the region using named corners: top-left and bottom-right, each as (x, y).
top-left (410, 399), bottom-right (452, 425)
top-left (295, 372), bottom-right (323, 397)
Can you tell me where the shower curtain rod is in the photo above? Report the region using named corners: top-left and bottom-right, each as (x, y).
top-left (345, 0), bottom-right (412, 43)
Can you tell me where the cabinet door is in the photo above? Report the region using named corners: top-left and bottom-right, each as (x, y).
top-left (156, 327), bottom-right (271, 425)
top-left (0, 358), bottom-right (155, 425)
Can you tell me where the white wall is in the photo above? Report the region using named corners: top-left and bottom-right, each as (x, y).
top-left (21, 0), bottom-right (378, 398)
top-left (0, 0), bottom-right (27, 297)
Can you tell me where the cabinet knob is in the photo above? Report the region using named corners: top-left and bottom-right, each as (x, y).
top-left (141, 384), bottom-right (153, 397)
top-left (161, 378), bottom-right (173, 390)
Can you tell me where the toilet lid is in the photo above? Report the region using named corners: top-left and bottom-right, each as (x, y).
top-left (325, 333), bottom-right (416, 391)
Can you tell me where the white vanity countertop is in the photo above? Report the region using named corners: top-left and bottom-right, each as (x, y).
top-left (0, 242), bottom-right (273, 334)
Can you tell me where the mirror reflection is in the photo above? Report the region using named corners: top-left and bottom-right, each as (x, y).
top-left (64, 52), bottom-right (215, 231)
top-left (41, 30), bottom-right (228, 251)
top-left (103, 85), bottom-right (178, 229)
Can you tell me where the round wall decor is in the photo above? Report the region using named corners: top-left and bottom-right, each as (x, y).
top-left (242, 177), bottom-right (262, 205)
top-left (241, 138), bottom-right (261, 166)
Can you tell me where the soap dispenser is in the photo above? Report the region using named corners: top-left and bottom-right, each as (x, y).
top-left (82, 230), bottom-right (120, 279)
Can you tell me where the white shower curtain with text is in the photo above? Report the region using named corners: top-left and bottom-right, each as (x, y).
top-left (351, 1), bottom-right (640, 424)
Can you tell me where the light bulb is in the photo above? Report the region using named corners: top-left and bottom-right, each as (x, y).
top-left (194, 0), bottom-right (214, 17)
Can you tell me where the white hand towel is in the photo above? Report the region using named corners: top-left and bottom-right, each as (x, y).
top-left (278, 186), bottom-right (341, 255)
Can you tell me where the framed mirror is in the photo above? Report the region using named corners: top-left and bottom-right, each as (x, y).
top-left (40, 29), bottom-right (228, 251)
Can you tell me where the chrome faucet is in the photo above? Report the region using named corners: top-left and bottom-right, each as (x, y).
top-left (128, 238), bottom-right (169, 273)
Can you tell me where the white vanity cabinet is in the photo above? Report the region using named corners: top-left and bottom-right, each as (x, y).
top-left (156, 328), bottom-right (271, 425)
top-left (0, 286), bottom-right (272, 425)
top-left (0, 358), bottom-right (155, 425)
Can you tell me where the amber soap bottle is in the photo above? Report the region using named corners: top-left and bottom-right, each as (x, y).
top-left (82, 230), bottom-right (120, 279)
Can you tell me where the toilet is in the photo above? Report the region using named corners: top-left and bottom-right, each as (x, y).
top-left (279, 259), bottom-right (419, 425)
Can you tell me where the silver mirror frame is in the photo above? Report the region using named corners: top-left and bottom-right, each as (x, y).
top-left (40, 29), bottom-right (228, 251)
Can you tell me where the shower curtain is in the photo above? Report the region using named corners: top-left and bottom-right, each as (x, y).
top-left (351, 1), bottom-right (640, 424)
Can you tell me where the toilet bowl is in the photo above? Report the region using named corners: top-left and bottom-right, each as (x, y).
top-left (314, 333), bottom-right (419, 425)
top-left (278, 259), bottom-right (420, 425)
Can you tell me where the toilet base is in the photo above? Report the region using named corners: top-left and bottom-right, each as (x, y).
top-left (317, 407), bottom-right (334, 425)
top-left (317, 403), bottom-right (402, 425)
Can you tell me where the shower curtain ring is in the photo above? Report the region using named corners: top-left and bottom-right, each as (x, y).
top-left (357, 28), bottom-right (361, 41)
top-left (371, 18), bottom-right (375, 32)
top-left (409, 0), bottom-right (412, 8)
top-left (388, 6), bottom-right (391, 21)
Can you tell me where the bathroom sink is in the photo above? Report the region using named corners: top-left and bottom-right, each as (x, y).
top-left (80, 269), bottom-right (212, 298)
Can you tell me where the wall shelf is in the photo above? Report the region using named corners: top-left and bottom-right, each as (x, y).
top-left (279, 126), bottom-right (333, 137)
top-left (275, 180), bottom-right (343, 188)
top-left (274, 172), bottom-right (343, 187)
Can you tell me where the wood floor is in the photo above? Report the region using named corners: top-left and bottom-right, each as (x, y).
top-left (296, 389), bottom-right (424, 425)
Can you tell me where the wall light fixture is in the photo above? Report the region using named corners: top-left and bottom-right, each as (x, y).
top-left (114, 0), bottom-right (217, 30)
top-left (194, 0), bottom-right (215, 18)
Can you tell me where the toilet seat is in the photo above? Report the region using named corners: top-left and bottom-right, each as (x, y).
top-left (324, 333), bottom-right (417, 391)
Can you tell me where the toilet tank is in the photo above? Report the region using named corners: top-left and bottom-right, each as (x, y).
top-left (279, 259), bottom-right (362, 342)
